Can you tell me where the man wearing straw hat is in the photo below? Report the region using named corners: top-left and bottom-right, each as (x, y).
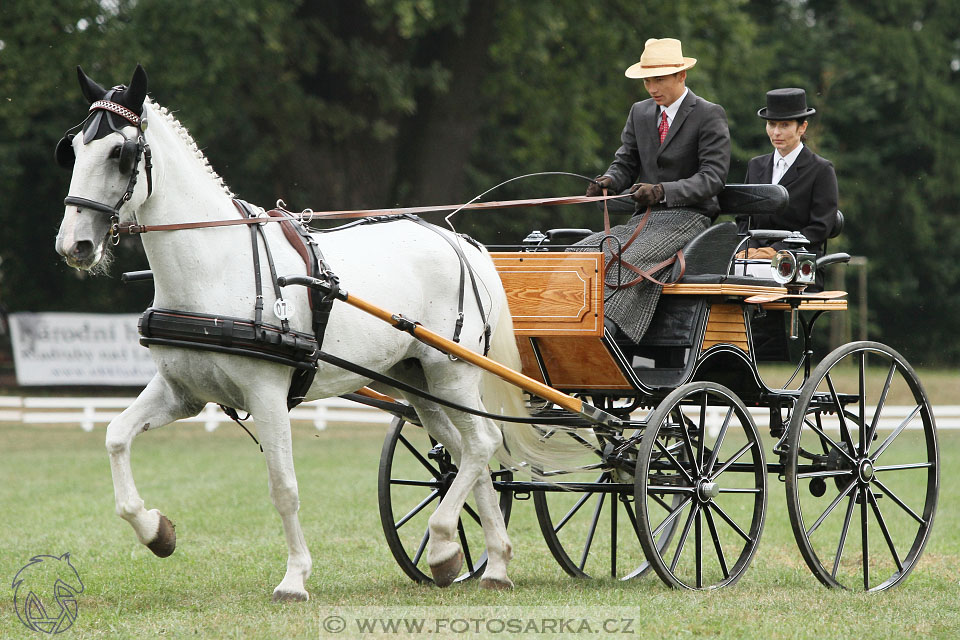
top-left (579, 37), bottom-right (730, 343)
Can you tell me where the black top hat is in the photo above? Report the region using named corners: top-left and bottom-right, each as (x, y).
top-left (757, 88), bottom-right (816, 120)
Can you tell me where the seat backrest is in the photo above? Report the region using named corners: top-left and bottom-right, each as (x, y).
top-left (829, 210), bottom-right (844, 239)
top-left (668, 221), bottom-right (738, 279)
top-left (599, 183), bottom-right (791, 216)
top-left (718, 183), bottom-right (789, 216)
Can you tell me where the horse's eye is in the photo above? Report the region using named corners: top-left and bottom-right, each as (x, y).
top-left (109, 145), bottom-right (122, 159)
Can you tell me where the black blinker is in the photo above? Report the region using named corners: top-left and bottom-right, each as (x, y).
top-left (118, 138), bottom-right (138, 174)
top-left (55, 134), bottom-right (76, 169)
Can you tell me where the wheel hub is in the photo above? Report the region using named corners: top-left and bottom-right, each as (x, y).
top-left (697, 480), bottom-right (720, 502)
top-left (858, 459), bottom-right (875, 483)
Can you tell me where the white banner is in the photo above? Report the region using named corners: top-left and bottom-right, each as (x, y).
top-left (9, 313), bottom-right (156, 386)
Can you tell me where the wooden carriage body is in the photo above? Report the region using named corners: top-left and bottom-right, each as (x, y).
top-left (491, 245), bottom-right (846, 401)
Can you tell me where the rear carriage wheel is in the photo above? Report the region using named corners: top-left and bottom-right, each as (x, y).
top-left (378, 416), bottom-right (513, 584)
top-left (533, 427), bottom-right (680, 580)
top-left (635, 382), bottom-right (767, 590)
top-left (784, 341), bottom-right (938, 591)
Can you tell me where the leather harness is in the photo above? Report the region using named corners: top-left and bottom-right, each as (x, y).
top-left (137, 203), bottom-right (491, 410)
top-left (139, 199), bottom-right (338, 410)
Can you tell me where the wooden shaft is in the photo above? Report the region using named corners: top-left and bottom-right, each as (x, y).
top-left (344, 293), bottom-right (585, 415)
top-left (354, 386), bottom-right (399, 404)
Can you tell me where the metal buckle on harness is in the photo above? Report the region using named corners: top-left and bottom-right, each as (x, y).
top-left (110, 215), bottom-right (121, 245)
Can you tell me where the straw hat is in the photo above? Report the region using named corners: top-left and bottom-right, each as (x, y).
top-left (625, 38), bottom-right (697, 79)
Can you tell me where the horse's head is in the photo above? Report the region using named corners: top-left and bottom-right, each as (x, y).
top-left (55, 64), bottom-right (150, 270)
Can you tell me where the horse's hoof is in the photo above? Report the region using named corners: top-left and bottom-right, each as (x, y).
top-left (480, 576), bottom-right (514, 590)
top-left (273, 589), bottom-right (309, 602)
top-left (146, 514), bottom-right (177, 558)
top-left (430, 550), bottom-right (463, 588)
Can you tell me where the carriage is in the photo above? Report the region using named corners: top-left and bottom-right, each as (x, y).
top-left (373, 185), bottom-right (939, 592)
top-left (54, 65), bottom-right (937, 598)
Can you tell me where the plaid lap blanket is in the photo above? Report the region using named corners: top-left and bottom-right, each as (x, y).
top-left (570, 208), bottom-right (709, 343)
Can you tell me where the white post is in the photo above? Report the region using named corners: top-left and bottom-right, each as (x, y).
top-left (203, 403), bottom-right (220, 432)
top-left (81, 402), bottom-right (95, 432)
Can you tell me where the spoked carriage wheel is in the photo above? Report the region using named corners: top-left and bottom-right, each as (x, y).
top-left (635, 382), bottom-right (767, 590)
top-left (784, 341), bottom-right (938, 591)
top-left (378, 416), bottom-right (513, 584)
top-left (533, 428), bottom-right (681, 580)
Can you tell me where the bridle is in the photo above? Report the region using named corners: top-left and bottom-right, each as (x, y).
top-left (57, 88), bottom-right (153, 244)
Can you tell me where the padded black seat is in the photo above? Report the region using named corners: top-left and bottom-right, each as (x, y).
top-left (668, 222), bottom-right (738, 282)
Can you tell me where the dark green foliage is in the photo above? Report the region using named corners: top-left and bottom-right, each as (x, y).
top-left (1, 0), bottom-right (957, 362)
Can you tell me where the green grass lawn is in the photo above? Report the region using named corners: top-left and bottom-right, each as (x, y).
top-left (1, 420), bottom-right (958, 639)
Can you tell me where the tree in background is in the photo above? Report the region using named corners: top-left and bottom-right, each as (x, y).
top-left (747, 0), bottom-right (960, 363)
top-left (0, 1), bottom-right (154, 314)
top-left (1, 0), bottom-right (957, 364)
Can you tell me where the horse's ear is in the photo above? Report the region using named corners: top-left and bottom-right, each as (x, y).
top-left (76, 65), bottom-right (106, 104)
top-left (124, 64), bottom-right (148, 112)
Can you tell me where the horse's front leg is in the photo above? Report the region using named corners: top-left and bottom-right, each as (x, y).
top-left (105, 374), bottom-right (202, 556)
top-left (250, 402), bottom-right (312, 602)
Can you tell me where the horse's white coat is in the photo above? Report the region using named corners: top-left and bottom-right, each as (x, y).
top-left (56, 97), bottom-right (533, 598)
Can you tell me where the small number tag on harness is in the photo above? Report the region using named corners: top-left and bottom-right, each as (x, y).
top-left (274, 298), bottom-right (291, 321)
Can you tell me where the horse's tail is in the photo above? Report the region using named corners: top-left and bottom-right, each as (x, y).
top-left (481, 294), bottom-right (595, 478)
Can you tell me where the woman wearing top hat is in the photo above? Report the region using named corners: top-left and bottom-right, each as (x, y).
top-left (740, 88), bottom-right (839, 258)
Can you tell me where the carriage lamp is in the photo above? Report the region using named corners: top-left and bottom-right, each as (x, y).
top-left (771, 250), bottom-right (797, 285)
top-left (771, 247), bottom-right (816, 288)
top-left (795, 252), bottom-right (817, 286)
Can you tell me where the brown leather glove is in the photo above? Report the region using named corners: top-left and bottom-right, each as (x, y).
top-left (586, 175), bottom-right (615, 197)
top-left (629, 183), bottom-right (664, 207)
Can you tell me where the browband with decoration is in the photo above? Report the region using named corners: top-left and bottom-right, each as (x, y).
top-left (89, 99), bottom-right (142, 127)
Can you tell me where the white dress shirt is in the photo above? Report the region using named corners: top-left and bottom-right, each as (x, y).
top-left (772, 142), bottom-right (804, 184)
top-left (658, 88), bottom-right (690, 129)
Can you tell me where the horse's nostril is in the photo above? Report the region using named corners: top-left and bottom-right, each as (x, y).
top-left (73, 240), bottom-right (95, 259)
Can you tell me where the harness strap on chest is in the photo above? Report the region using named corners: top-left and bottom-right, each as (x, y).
top-left (231, 199), bottom-right (338, 409)
top-left (264, 208), bottom-right (339, 352)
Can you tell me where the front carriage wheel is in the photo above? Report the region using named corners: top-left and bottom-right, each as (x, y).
top-left (635, 382), bottom-right (767, 590)
top-left (784, 341), bottom-right (939, 591)
top-left (378, 416), bottom-right (513, 584)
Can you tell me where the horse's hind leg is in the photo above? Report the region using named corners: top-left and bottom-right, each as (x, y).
top-left (248, 401), bottom-right (312, 602)
top-left (472, 472), bottom-right (513, 589)
top-left (405, 403), bottom-right (512, 589)
top-left (412, 370), bottom-right (511, 587)
top-left (105, 374), bottom-right (202, 556)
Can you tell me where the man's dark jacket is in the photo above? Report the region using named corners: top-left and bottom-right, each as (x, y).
top-left (743, 145), bottom-right (839, 253)
top-left (602, 89), bottom-right (730, 219)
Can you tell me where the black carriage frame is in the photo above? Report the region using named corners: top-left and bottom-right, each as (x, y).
top-left (377, 184), bottom-right (939, 592)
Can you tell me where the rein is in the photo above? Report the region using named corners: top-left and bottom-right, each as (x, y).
top-left (598, 189), bottom-right (687, 290)
top-left (113, 193), bottom-right (632, 237)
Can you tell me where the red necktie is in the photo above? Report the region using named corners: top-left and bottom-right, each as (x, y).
top-left (659, 110), bottom-right (669, 144)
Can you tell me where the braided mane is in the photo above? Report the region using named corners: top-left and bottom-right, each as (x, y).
top-left (145, 97), bottom-right (235, 198)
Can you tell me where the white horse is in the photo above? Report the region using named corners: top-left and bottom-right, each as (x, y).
top-left (54, 64), bottom-right (541, 600)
